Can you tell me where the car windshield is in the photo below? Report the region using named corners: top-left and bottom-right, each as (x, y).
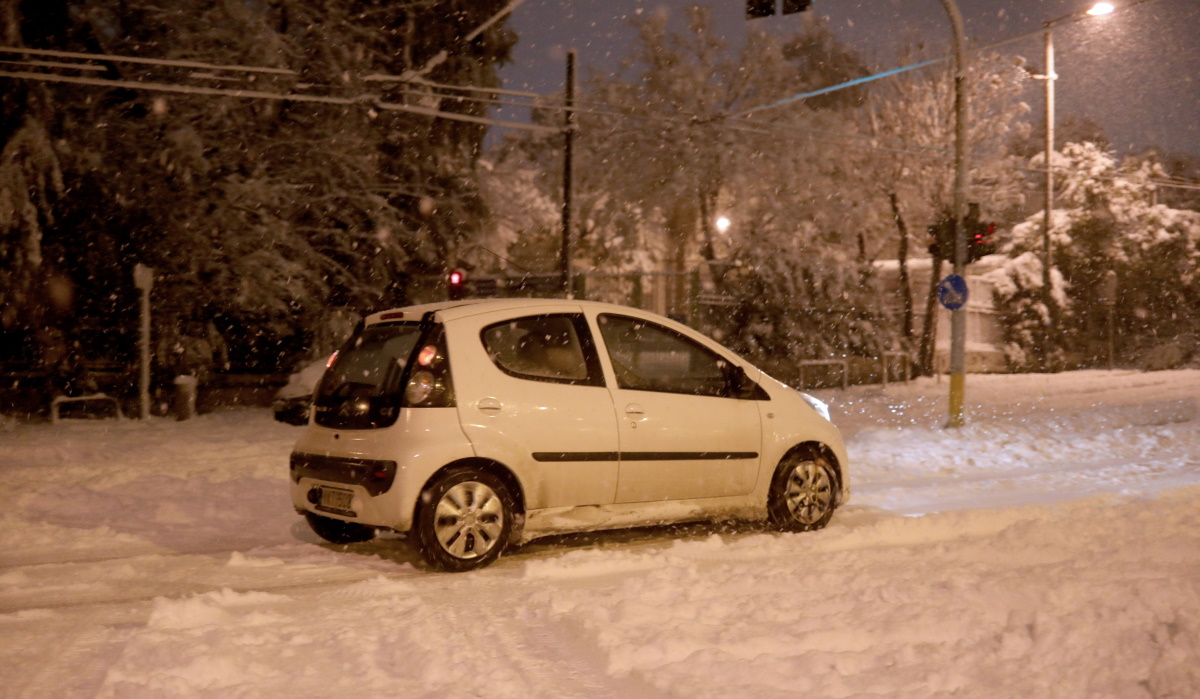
top-left (315, 322), bottom-right (422, 429)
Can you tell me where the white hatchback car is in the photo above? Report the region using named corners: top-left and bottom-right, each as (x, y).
top-left (289, 298), bottom-right (849, 571)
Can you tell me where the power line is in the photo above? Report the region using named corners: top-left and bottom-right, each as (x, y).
top-left (373, 75), bottom-right (543, 100)
top-left (13, 54), bottom-right (1186, 190)
top-left (0, 40), bottom-right (948, 152)
top-left (6, 27), bottom-right (1192, 190)
top-left (730, 57), bottom-right (946, 119)
top-left (728, 0), bottom-right (1176, 119)
top-left (0, 44), bottom-right (294, 76)
top-left (0, 67), bottom-right (561, 134)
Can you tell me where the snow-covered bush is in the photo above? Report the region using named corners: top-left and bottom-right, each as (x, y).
top-left (980, 252), bottom-right (1069, 370)
top-left (722, 230), bottom-right (895, 380)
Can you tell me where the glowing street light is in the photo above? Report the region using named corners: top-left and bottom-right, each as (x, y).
top-left (716, 216), bottom-right (731, 234)
top-left (1088, 2), bottom-right (1115, 16)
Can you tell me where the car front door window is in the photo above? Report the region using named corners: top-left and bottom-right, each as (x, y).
top-left (597, 314), bottom-right (730, 397)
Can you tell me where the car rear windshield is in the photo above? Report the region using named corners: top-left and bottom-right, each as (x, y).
top-left (314, 322), bottom-right (422, 429)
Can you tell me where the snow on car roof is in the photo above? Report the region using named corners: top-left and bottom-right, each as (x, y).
top-left (363, 298), bottom-right (667, 326)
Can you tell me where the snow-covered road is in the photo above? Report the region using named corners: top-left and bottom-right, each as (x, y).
top-left (2, 370), bottom-right (1198, 697)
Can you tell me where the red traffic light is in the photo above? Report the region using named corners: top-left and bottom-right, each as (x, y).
top-left (966, 222), bottom-right (997, 264)
top-left (448, 269), bottom-right (467, 300)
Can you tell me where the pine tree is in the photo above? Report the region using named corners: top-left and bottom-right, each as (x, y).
top-left (0, 0), bottom-right (68, 370)
top-left (2, 0), bottom-right (515, 379)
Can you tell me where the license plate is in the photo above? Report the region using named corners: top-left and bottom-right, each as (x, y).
top-left (320, 487), bottom-right (354, 512)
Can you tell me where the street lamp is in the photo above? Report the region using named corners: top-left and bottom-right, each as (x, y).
top-left (716, 216), bottom-right (731, 234)
top-left (1038, 1), bottom-right (1115, 369)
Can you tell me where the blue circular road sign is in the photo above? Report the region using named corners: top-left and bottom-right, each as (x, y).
top-left (937, 274), bottom-right (969, 311)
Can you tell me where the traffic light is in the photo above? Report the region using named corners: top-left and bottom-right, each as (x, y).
top-left (448, 269), bottom-right (466, 300)
top-left (926, 216), bottom-right (954, 259)
top-left (962, 202), bottom-right (994, 264)
top-left (966, 220), bottom-right (997, 264)
top-left (746, 0), bottom-right (810, 19)
top-left (746, 0), bottom-right (774, 18)
top-left (927, 205), bottom-right (996, 264)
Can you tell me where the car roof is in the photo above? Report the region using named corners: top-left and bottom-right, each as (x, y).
top-left (361, 297), bottom-right (752, 368)
top-left (363, 298), bottom-right (675, 327)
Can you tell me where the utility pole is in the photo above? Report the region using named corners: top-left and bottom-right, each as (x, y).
top-left (561, 49), bottom-right (576, 298)
top-left (133, 263), bottom-right (154, 420)
top-left (940, 0), bottom-right (970, 428)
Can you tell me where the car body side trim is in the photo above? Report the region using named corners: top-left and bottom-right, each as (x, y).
top-left (531, 451), bottom-right (620, 462)
top-left (532, 451), bottom-right (758, 462)
top-left (622, 451), bottom-right (759, 461)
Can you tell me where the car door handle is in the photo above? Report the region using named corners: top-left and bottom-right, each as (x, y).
top-left (477, 397), bottom-right (502, 414)
top-left (624, 403), bottom-right (644, 416)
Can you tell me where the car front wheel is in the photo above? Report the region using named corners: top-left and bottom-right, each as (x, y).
top-left (767, 449), bottom-right (837, 532)
top-left (415, 467), bottom-right (514, 572)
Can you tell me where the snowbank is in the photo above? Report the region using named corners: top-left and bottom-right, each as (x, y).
top-left (2, 370), bottom-right (1198, 697)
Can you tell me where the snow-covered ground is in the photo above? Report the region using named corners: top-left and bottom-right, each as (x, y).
top-left (2, 369), bottom-right (1198, 697)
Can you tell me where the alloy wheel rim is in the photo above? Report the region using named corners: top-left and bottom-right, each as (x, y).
top-left (784, 460), bottom-right (833, 524)
top-left (433, 481), bottom-right (505, 559)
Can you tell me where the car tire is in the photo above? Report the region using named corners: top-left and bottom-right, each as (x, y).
top-left (415, 466), bottom-right (514, 572)
top-left (767, 448), bottom-right (838, 532)
top-left (305, 511), bottom-right (377, 544)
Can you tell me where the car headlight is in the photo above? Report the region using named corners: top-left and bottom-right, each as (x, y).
top-left (799, 392), bottom-right (831, 421)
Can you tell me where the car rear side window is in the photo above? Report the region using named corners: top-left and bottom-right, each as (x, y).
top-left (315, 322), bottom-right (423, 429)
top-left (481, 314), bottom-right (604, 386)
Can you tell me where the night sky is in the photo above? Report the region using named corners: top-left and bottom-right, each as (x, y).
top-left (496, 0), bottom-right (1200, 156)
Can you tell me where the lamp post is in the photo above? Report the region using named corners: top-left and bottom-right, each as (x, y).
top-left (1039, 2), bottom-right (1114, 370)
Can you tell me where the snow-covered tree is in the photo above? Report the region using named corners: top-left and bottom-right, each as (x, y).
top-left (721, 220), bottom-right (892, 380)
top-left (3, 0), bottom-right (516, 378)
top-left (473, 152), bottom-right (562, 275)
top-left (490, 11), bottom-right (1051, 373)
top-left (865, 48), bottom-right (1030, 373)
top-left (0, 0), bottom-right (67, 370)
top-left (503, 8), bottom-right (891, 362)
top-left (997, 141), bottom-right (1200, 368)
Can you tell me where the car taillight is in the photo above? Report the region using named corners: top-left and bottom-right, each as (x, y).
top-left (401, 328), bottom-right (454, 408)
top-left (417, 344), bottom-right (438, 366)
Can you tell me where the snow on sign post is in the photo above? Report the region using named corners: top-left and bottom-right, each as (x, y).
top-left (937, 274), bottom-right (969, 311)
top-left (133, 263), bottom-right (154, 420)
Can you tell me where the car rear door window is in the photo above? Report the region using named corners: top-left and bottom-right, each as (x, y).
top-left (481, 314), bottom-right (604, 386)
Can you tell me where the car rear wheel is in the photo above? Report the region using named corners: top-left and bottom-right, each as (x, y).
top-left (415, 466), bottom-right (514, 572)
top-left (767, 449), bottom-right (837, 532)
top-left (305, 511), bottom-right (377, 544)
